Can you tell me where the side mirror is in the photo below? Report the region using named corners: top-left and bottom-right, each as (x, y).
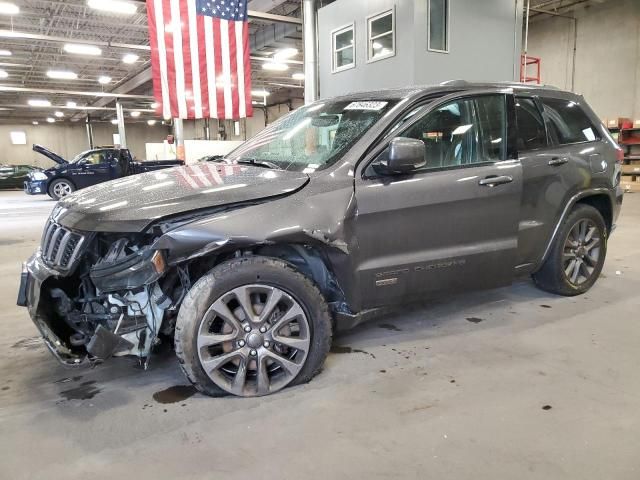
top-left (385, 137), bottom-right (426, 174)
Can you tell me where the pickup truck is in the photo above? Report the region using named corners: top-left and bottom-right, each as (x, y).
top-left (24, 144), bottom-right (184, 200)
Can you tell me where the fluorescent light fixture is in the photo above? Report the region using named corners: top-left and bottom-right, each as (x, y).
top-left (0, 49), bottom-right (11, 56)
top-left (122, 53), bottom-right (139, 64)
top-left (292, 72), bottom-right (305, 81)
top-left (111, 119), bottom-right (119, 125)
top-left (64, 43), bottom-right (102, 56)
top-left (262, 62), bottom-right (288, 71)
top-left (147, 119), bottom-right (157, 126)
top-left (46, 117), bottom-right (55, 123)
top-left (151, 102), bottom-right (159, 109)
top-left (0, 69), bottom-right (7, 79)
top-left (273, 48), bottom-right (298, 61)
top-left (32, 121), bottom-right (39, 125)
top-left (0, 2), bottom-right (19, 15)
top-left (98, 75), bottom-right (111, 84)
top-left (66, 101), bottom-right (77, 108)
top-left (47, 70), bottom-right (78, 80)
top-left (87, 0), bottom-right (137, 15)
top-left (251, 89), bottom-right (270, 97)
top-left (130, 111), bottom-right (141, 117)
top-left (28, 99), bottom-right (51, 107)
top-left (54, 111), bottom-right (64, 118)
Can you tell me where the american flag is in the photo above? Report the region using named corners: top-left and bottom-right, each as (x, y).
top-left (147, 0), bottom-right (253, 120)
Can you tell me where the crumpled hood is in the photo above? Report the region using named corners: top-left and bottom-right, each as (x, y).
top-left (53, 163), bottom-right (309, 232)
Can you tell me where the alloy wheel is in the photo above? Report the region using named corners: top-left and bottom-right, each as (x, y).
top-left (562, 218), bottom-right (601, 286)
top-left (196, 284), bottom-right (311, 396)
top-left (53, 181), bottom-right (72, 198)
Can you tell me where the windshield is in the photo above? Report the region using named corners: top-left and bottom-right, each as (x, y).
top-left (70, 150), bottom-right (91, 163)
top-left (226, 99), bottom-right (398, 172)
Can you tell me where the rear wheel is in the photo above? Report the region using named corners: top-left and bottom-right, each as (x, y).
top-left (48, 179), bottom-right (74, 200)
top-left (533, 204), bottom-right (607, 296)
top-left (175, 256), bottom-right (332, 397)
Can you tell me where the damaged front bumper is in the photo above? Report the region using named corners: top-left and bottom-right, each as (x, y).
top-left (17, 246), bottom-right (170, 367)
top-left (17, 251), bottom-right (89, 366)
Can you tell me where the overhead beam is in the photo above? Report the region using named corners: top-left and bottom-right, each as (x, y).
top-left (247, 10), bottom-right (302, 25)
top-left (2, 104), bottom-right (154, 112)
top-left (0, 85), bottom-right (153, 99)
top-left (0, 30), bottom-right (151, 51)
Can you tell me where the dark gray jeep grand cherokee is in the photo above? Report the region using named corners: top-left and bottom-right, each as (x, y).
top-left (18, 82), bottom-right (624, 397)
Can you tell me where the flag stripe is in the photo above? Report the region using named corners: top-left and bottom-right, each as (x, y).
top-left (242, 22), bottom-right (253, 118)
top-left (213, 18), bottom-right (225, 119)
top-left (196, 13), bottom-right (210, 117)
top-left (146, 0), bottom-right (163, 113)
top-left (152, 0), bottom-right (171, 119)
top-left (170, 0), bottom-right (187, 118)
top-left (204, 16), bottom-right (218, 118)
top-left (179, 0), bottom-right (195, 117)
top-left (186, 0), bottom-right (202, 118)
top-left (162, 0), bottom-right (178, 118)
top-left (235, 20), bottom-right (246, 119)
top-left (220, 20), bottom-right (233, 119)
top-left (228, 20), bottom-right (240, 119)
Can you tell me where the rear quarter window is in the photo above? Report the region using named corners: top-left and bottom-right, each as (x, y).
top-left (541, 98), bottom-right (600, 145)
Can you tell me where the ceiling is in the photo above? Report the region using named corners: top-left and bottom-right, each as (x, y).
top-left (0, 0), bottom-right (304, 124)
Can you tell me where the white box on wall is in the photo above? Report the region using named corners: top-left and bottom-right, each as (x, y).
top-left (10, 131), bottom-right (26, 145)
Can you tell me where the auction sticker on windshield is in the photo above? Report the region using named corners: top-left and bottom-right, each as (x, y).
top-left (344, 101), bottom-right (388, 111)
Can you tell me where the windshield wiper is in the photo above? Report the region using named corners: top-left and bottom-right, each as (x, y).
top-left (235, 158), bottom-right (281, 170)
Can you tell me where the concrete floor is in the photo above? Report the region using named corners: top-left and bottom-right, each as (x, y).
top-left (1, 190), bottom-right (639, 480)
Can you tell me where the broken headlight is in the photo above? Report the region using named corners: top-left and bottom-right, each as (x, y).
top-left (90, 238), bottom-right (167, 292)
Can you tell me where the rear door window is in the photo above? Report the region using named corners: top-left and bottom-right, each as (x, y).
top-left (541, 98), bottom-right (600, 145)
top-left (515, 97), bottom-right (547, 152)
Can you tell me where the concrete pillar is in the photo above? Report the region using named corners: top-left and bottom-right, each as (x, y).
top-left (85, 114), bottom-right (94, 149)
top-left (174, 118), bottom-right (185, 161)
top-left (203, 118), bottom-right (211, 140)
top-left (115, 100), bottom-right (127, 148)
top-left (303, 0), bottom-right (318, 104)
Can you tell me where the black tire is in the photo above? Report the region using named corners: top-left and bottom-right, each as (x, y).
top-left (174, 256), bottom-right (332, 397)
top-left (48, 178), bottom-right (75, 200)
top-left (533, 204), bottom-right (607, 296)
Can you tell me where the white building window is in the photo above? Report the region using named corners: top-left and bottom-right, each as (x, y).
top-left (331, 23), bottom-right (355, 73)
top-left (367, 8), bottom-right (395, 62)
top-left (428, 0), bottom-right (449, 53)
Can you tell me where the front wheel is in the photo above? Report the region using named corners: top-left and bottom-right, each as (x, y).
top-left (48, 179), bottom-right (75, 200)
top-left (533, 204), bottom-right (607, 296)
top-left (175, 256), bottom-right (332, 397)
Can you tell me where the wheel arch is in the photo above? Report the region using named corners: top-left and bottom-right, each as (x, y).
top-left (539, 188), bottom-right (613, 266)
top-left (176, 242), bottom-right (350, 315)
top-left (575, 194), bottom-right (612, 235)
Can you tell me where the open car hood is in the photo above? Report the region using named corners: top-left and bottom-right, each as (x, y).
top-left (54, 163), bottom-right (309, 232)
top-left (32, 144), bottom-right (68, 165)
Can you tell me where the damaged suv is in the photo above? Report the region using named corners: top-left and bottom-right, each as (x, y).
top-left (18, 82), bottom-right (623, 397)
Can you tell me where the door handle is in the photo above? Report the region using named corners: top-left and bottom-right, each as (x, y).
top-left (478, 175), bottom-right (513, 187)
top-left (548, 157), bottom-right (569, 166)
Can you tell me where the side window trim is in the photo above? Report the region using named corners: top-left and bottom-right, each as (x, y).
top-left (361, 93), bottom-right (509, 179)
top-left (331, 23), bottom-right (355, 73)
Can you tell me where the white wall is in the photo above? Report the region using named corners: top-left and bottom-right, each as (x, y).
top-left (0, 122), bottom-right (171, 167)
top-left (527, 0), bottom-right (640, 120)
top-left (0, 99), bottom-right (303, 167)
